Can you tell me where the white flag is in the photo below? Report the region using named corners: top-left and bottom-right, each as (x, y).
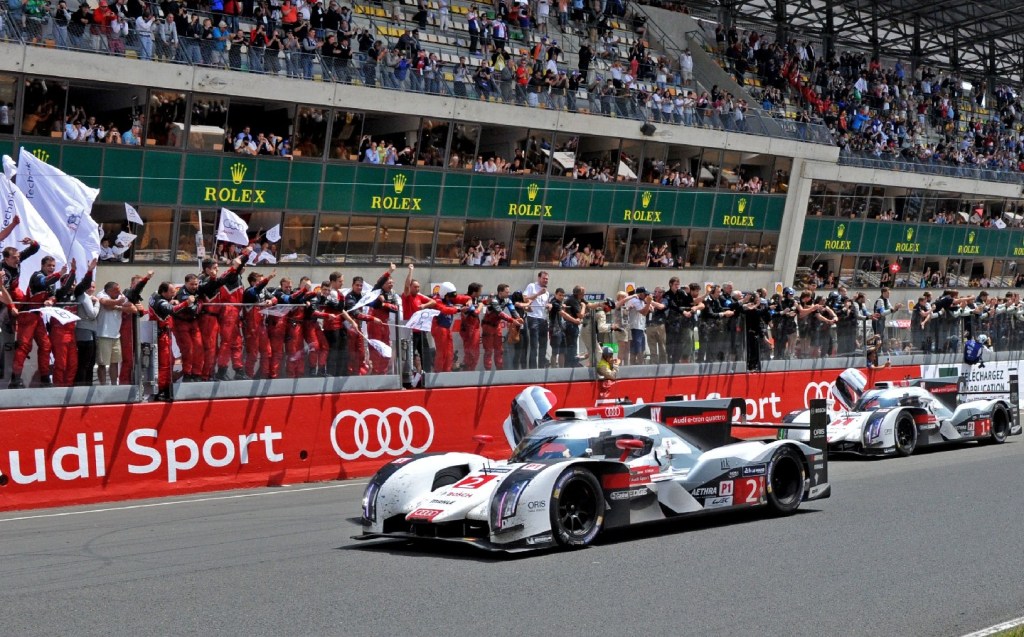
top-left (217, 207), bottom-right (250, 246)
top-left (0, 173), bottom-right (67, 292)
top-left (405, 308), bottom-right (440, 332)
top-left (265, 224), bottom-right (281, 243)
top-left (31, 306), bottom-right (81, 325)
top-left (116, 231), bottom-right (137, 247)
top-left (261, 304), bottom-right (295, 318)
top-left (2, 155), bottom-right (15, 180)
top-left (367, 339), bottom-right (392, 359)
top-left (17, 148), bottom-right (102, 270)
top-left (349, 288), bottom-right (383, 313)
top-left (125, 202), bottom-right (145, 226)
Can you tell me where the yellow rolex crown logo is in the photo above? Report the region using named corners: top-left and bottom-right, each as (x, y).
top-left (968, 231), bottom-right (975, 244)
top-left (641, 191), bottom-right (653, 208)
top-left (527, 182), bottom-right (540, 202)
top-left (230, 162), bottom-right (247, 185)
top-left (906, 227), bottom-right (914, 241)
top-left (837, 224), bottom-right (845, 238)
top-left (32, 149), bottom-right (50, 163)
top-left (393, 173), bottom-right (408, 194)
top-left (737, 197), bottom-right (748, 213)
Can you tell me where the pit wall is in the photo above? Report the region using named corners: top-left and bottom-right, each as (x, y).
top-left (0, 365), bottom-right (921, 512)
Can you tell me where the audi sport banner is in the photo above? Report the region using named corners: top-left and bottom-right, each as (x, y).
top-left (0, 365), bottom-right (918, 512)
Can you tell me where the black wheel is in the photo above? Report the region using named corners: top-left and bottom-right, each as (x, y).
top-left (431, 467), bottom-right (467, 490)
top-left (550, 467), bottom-right (605, 547)
top-left (984, 407), bottom-right (1010, 445)
top-left (894, 414), bottom-right (917, 457)
top-left (766, 446), bottom-right (805, 516)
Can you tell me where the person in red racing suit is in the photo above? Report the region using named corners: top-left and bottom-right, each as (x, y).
top-left (267, 277), bottom-right (307, 379)
top-left (242, 269), bottom-right (277, 379)
top-left (13, 255), bottom-right (66, 387)
top-left (366, 265), bottom-right (399, 374)
top-left (51, 258), bottom-right (96, 387)
top-left (458, 282), bottom-right (486, 371)
top-left (343, 275), bottom-right (383, 376)
top-left (482, 283), bottom-right (523, 370)
top-left (118, 270), bottom-right (154, 385)
top-left (196, 254), bottom-right (246, 381)
top-left (430, 282), bottom-right (471, 373)
top-left (149, 281), bottom-right (192, 401)
top-left (3, 237), bottom-right (40, 388)
top-left (284, 277), bottom-right (315, 378)
top-left (215, 247), bottom-right (252, 380)
top-left (172, 274), bottom-right (203, 381)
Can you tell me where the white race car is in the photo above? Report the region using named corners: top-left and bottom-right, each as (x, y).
top-left (354, 387), bottom-right (831, 552)
top-left (781, 368), bottom-right (1021, 456)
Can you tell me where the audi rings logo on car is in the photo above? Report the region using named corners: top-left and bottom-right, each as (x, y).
top-left (330, 406), bottom-right (435, 461)
top-left (803, 382), bottom-right (834, 409)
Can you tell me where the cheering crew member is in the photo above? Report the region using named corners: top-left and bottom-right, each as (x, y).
top-left (172, 275), bottom-right (203, 381)
top-left (11, 255), bottom-right (66, 388)
top-left (431, 282), bottom-right (471, 373)
top-left (242, 269), bottom-right (276, 379)
top-left (343, 275), bottom-right (380, 376)
top-left (301, 282), bottom-right (330, 377)
top-left (2, 237), bottom-right (39, 385)
top-left (215, 246), bottom-right (253, 380)
top-left (319, 272), bottom-right (347, 376)
top-left (196, 254), bottom-right (242, 381)
top-left (284, 277), bottom-right (316, 378)
top-left (482, 283), bottom-right (522, 370)
top-left (458, 282), bottom-right (486, 371)
top-left (269, 277), bottom-right (307, 379)
top-left (117, 270), bottom-right (154, 385)
top-left (401, 264), bottom-right (436, 373)
top-left (51, 258), bottom-right (96, 387)
top-left (367, 265), bottom-right (400, 375)
top-left (149, 282), bottom-right (193, 401)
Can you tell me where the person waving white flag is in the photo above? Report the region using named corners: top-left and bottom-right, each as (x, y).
top-left (217, 207), bottom-right (250, 246)
top-left (0, 173), bottom-right (67, 292)
top-left (16, 148), bottom-right (102, 269)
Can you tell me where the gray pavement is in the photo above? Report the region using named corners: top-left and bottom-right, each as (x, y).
top-left (2, 441), bottom-right (1023, 637)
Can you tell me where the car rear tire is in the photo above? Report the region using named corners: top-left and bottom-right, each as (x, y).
top-left (984, 407), bottom-right (1010, 445)
top-left (550, 467), bottom-right (605, 547)
top-left (431, 467), bottom-right (467, 490)
top-left (766, 446), bottom-right (805, 516)
top-left (894, 414), bottom-right (917, 457)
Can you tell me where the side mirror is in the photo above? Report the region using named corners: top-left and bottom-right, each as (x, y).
top-left (473, 434), bottom-right (494, 453)
top-left (615, 438), bottom-right (644, 462)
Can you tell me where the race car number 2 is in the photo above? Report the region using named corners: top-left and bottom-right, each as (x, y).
top-left (452, 475), bottom-right (499, 490)
top-left (737, 476), bottom-right (765, 504)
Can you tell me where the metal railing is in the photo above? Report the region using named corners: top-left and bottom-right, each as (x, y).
top-left (839, 150), bottom-right (1024, 186)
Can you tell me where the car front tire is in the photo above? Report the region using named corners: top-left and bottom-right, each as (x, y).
top-left (550, 467), bottom-right (605, 547)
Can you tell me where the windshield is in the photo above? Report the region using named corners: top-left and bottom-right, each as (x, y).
top-left (510, 435), bottom-right (595, 462)
top-left (855, 394), bottom-right (901, 411)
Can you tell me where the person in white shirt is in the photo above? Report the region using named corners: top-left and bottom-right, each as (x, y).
top-left (75, 278), bottom-right (101, 385)
top-left (624, 287), bottom-right (653, 365)
top-left (523, 270), bottom-right (551, 368)
top-left (96, 281), bottom-right (134, 385)
top-left (679, 49), bottom-right (693, 85)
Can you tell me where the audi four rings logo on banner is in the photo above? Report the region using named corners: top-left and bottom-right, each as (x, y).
top-left (803, 382), bottom-right (833, 409)
top-left (330, 406), bottom-right (435, 460)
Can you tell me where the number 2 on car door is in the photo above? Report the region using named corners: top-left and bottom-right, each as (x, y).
top-left (739, 476), bottom-right (764, 503)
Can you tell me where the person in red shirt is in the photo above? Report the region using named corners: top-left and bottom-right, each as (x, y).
top-left (215, 245), bottom-right (252, 380)
top-left (172, 275), bottom-right (202, 381)
top-left (149, 281), bottom-right (193, 401)
top-left (51, 258), bottom-right (95, 387)
top-left (269, 277), bottom-right (307, 379)
top-left (401, 264), bottom-right (436, 374)
top-left (481, 283), bottom-right (521, 370)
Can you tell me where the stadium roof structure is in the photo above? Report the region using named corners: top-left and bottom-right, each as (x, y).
top-left (693, 0), bottom-right (1024, 86)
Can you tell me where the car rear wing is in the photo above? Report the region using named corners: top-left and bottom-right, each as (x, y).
top-left (630, 398), bottom-right (744, 452)
top-left (951, 371), bottom-right (1019, 430)
top-left (736, 399), bottom-right (829, 486)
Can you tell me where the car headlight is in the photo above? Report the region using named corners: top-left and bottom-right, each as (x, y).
top-left (491, 479), bottom-right (530, 530)
top-left (362, 481), bottom-right (381, 523)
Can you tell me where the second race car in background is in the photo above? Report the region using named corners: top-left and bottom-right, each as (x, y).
top-left (781, 368), bottom-right (1021, 456)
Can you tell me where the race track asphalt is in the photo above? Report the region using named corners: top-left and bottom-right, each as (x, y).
top-left (2, 439), bottom-right (1023, 637)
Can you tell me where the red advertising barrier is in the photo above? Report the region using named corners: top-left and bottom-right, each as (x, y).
top-left (0, 365), bottom-right (919, 512)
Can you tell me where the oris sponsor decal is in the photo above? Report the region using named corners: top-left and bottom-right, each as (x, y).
top-left (526, 500), bottom-right (547, 511)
